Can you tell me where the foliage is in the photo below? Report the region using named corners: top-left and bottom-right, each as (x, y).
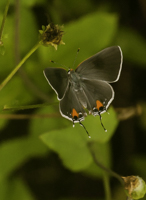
top-left (0, 0), bottom-right (146, 200)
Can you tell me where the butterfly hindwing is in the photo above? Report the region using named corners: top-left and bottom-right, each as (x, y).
top-left (59, 84), bottom-right (87, 122)
top-left (80, 79), bottom-right (114, 115)
top-left (43, 67), bottom-right (69, 100)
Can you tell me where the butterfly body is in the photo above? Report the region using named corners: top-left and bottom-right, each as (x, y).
top-left (44, 46), bottom-right (123, 126)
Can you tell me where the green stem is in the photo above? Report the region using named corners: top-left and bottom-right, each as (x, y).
top-left (0, 42), bottom-right (41, 91)
top-left (3, 103), bottom-right (56, 111)
top-left (0, 0), bottom-right (10, 43)
top-left (103, 172), bottom-right (112, 200)
top-left (88, 142), bottom-right (124, 186)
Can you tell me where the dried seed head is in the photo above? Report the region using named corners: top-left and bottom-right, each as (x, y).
top-left (39, 23), bottom-right (65, 50)
top-left (122, 176), bottom-right (146, 199)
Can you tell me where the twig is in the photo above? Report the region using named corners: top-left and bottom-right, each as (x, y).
top-left (0, 42), bottom-right (41, 91)
top-left (0, 113), bottom-right (60, 119)
top-left (88, 141), bottom-right (124, 186)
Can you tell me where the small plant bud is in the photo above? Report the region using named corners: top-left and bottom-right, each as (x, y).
top-left (122, 176), bottom-right (146, 199)
top-left (39, 23), bottom-right (65, 50)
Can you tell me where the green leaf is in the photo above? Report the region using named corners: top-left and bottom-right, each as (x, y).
top-left (0, 177), bottom-right (35, 200)
top-left (114, 27), bottom-right (146, 66)
top-left (19, 7), bottom-right (38, 54)
top-left (40, 107), bottom-right (118, 171)
top-left (0, 76), bottom-right (36, 111)
top-left (40, 125), bottom-right (92, 172)
top-left (0, 137), bottom-right (48, 182)
top-left (86, 107), bottom-right (118, 143)
top-left (38, 12), bottom-right (118, 67)
top-left (29, 105), bottom-right (70, 137)
top-left (0, 44), bottom-right (5, 55)
top-left (82, 142), bottom-right (112, 178)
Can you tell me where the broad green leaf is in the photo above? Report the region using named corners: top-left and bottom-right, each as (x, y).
top-left (38, 12), bottom-right (118, 67)
top-left (19, 7), bottom-right (38, 54)
top-left (0, 177), bottom-right (35, 200)
top-left (0, 76), bottom-right (36, 110)
top-left (0, 7), bottom-right (38, 75)
top-left (29, 105), bottom-right (71, 137)
top-left (21, 0), bottom-right (46, 7)
top-left (40, 107), bottom-right (117, 171)
top-left (114, 27), bottom-right (146, 66)
top-left (40, 125), bottom-right (93, 172)
top-left (49, 0), bottom-right (93, 24)
top-left (82, 107), bottom-right (118, 143)
top-left (82, 142), bottom-right (112, 178)
top-left (0, 137), bottom-right (48, 182)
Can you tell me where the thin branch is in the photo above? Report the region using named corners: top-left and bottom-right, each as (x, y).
top-left (103, 172), bottom-right (112, 200)
top-left (88, 141), bottom-right (124, 186)
top-left (3, 102), bottom-right (58, 111)
top-left (0, 113), bottom-right (60, 119)
top-left (0, 42), bottom-right (41, 91)
top-left (14, 0), bottom-right (50, 102)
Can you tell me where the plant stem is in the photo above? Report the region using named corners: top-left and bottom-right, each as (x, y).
top-left (88, 141), bottom-right (124, 186)
top-left (0, 0), bottom-right (10, 43)
top-left (0, 113), bottom-right (60, 119)
top-left (3, 103), bottom-right (56, 111)
top-left (0, 42), bottom-right (41, 91)
top-left (103, 172), bottom-right (112, 200)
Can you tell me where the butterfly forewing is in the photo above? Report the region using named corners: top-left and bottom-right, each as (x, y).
top-left (76, 46), bottom-right (123, 82)
top-left (43, 67), bottom-right (69, 100)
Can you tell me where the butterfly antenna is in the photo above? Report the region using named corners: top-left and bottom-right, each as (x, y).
top-left (72, 48), bottom-right (80, 68)
top-left (50, 60), bottom-right (68, 70)
top-left (98, 113), bottom-right (107, 132)
top-left (79, 121), bottom-right (91, 138)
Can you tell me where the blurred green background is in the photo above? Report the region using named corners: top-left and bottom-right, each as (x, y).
top-left (0, 0), bottom-right (146, 200)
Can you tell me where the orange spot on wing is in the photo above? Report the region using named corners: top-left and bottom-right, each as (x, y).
top-left (71, 108), bottom-right (79, 118)
top-left (96, 100), bottom-right (103, 111)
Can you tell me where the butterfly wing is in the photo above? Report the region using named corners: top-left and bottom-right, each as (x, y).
top-left (80, 79), bottom-right (114, 115)
top-left (59, 84), bottom-right (87, 122)
top-left (76, 46), bottom-right (123, 82)
top-left (43, 67), bottom-right (69, 100)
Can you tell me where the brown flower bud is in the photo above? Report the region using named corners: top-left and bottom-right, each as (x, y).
top-left (122, 176), bottom-right (146, 199)
top-left (39, 23), bottom-right (65, 50)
